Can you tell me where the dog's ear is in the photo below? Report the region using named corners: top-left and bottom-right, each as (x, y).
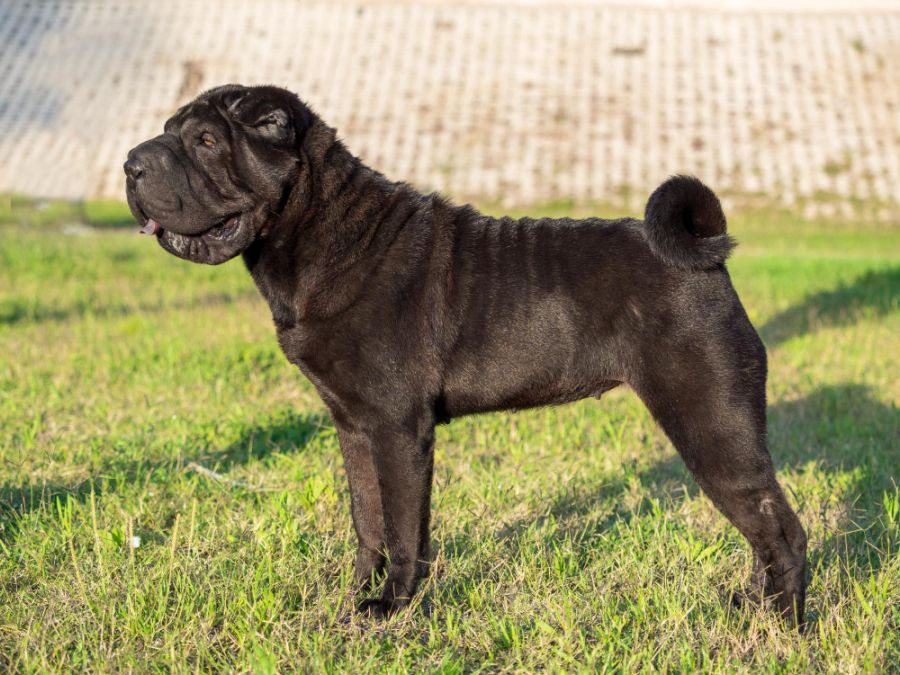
top-left (251, 108), bottom-right (291, 144)
top-left (226, 91), bottom-right (295, 146)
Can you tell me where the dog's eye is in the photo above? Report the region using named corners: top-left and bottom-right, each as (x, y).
top-left (199, 132), bottom-right (217, 148)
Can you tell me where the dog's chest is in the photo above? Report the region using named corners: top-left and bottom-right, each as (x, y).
top-left (275, 322), bottom-right (363, 393)
top-left (276, 323), bottom-right (325, 371)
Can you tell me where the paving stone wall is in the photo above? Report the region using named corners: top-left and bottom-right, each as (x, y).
top-left (1, 0), bottom-right (898, 219)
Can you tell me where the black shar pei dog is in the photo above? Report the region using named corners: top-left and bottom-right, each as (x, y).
top-left (125, 84), bottom-right (807, 625)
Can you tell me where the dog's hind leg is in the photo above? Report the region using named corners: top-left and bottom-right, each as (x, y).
top-left (631, 335), bottom-right (807, 627)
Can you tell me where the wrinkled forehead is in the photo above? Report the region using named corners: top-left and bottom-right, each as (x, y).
top-left (163, 98), bottom-right (225, 134)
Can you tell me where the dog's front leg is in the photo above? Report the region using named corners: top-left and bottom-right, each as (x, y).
top-left (336, 425), bottom-right (387, 591)
top-left (357, 423), bottom-right (435, 618)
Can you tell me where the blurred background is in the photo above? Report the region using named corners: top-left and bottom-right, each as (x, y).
top-left (1, 0), bottom-right (898, 220)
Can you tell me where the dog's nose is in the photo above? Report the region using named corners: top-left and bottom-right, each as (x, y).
top-left (123, 158), bottom-right (144, 180)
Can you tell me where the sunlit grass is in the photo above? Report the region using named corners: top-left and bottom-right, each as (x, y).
top-left (0, 207), bottom-right (897, 671)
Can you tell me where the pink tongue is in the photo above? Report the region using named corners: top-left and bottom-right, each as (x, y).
top-left (140, 219), bottom-right (161, 235)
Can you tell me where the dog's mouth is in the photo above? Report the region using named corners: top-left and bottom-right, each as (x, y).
top-left (206, 214), bottom-right (245, 241)
top-left (137, 209), bottom-right (243, 240)
top-left (134, 204), bottom-right (256, 265)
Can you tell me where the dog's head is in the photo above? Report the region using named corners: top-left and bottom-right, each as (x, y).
top-left (124, 84), bottom-right (313, 264)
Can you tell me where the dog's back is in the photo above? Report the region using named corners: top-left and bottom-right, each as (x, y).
top-left (439, 177), bottom-right (741, 418)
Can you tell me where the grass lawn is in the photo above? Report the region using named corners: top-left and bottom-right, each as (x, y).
top-left (0, 203), bottom-right (897, 672)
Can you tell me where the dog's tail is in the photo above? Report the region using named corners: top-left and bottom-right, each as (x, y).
top-left (643, 175), bottom-right (735, 271)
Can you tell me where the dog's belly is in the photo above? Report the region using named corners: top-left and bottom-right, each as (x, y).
top-left (440, 294), bottom-right (625, 417)
top-left (441, 373), bottom-right (621, 419)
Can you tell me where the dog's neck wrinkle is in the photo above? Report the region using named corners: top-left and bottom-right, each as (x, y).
top-left (247, 121), bottom-right (420, 324)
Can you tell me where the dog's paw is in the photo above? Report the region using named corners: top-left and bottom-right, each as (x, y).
top-left (730, 588), bottom-right (751, 609)
top-left (357, 597), bottom-right (409, 619)
top-left (357, 598), bottom-right (392, 619)
top-left (728, 582), bottom-right (767, 610)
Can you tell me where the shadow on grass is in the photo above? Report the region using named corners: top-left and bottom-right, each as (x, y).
top-left (1, 383), bottom-right (895, 620)
top-left (0, 289), bottom-right (260, 326)
top-left (759, 266), bottom-right (899, 347)
top-left (0, 410), bottom-right (331, 541)
top-left (205, 410), bottom-right (332, 471)
top-left (434, 383), bottom-right (898, 612)
top-left (510, 383), bottom-right (894, 534)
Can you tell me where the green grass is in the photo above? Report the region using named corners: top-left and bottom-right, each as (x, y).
top-left (0, 203), bottom-right (898, 672)
top-left (0, 195), bottom-right (134, 229)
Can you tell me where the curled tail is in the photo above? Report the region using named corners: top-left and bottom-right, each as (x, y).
top-left (643, 175), bottom-right (735, 271)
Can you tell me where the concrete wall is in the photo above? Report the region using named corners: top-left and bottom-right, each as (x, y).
top-left (1, 0), bottom-right (898, 219)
